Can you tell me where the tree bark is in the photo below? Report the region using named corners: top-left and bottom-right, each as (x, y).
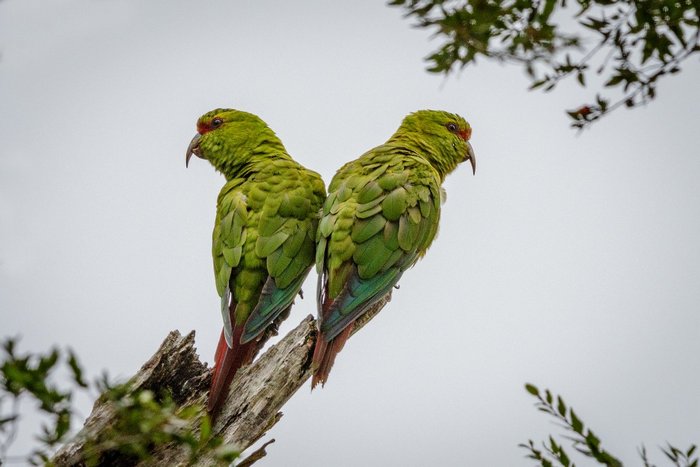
top-left (51, 294), bottom-right (390, 466)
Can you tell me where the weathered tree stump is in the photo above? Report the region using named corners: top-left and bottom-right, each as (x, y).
top-left (51, 294), bottom-right (390, 466)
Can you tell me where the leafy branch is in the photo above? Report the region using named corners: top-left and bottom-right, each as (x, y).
top-left (521, 383), bottom-right (623, 466)
top-left (389, 0), bottom-right (700, 129)
top-left (521, 383), bottom-right (698, 467)
top-left (1, 338), bottom-right (77, 464)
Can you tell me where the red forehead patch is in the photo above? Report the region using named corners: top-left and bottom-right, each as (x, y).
top-left (458, 127), bottom-right (472, 141)
top-left (197, 121), bottom-right (211, 134)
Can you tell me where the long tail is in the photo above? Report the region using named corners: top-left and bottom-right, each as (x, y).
top-left (207, 325), bottom-right (257, 416)
top-left (311, 324), bottom-right (353, 389)
top-left (311, 271), bottom-right (353, 389)
top-left (208, 301), bottom-right (293, 415)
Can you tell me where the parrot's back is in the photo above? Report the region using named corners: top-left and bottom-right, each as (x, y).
top-left (186, 108), bottom-right (329, 415)
top-left (311, 109), bottom-right (475, 388)
top-left (312, 145), bottom-right (443, 387)
top-left (209, 158), bottom-right (326, 414)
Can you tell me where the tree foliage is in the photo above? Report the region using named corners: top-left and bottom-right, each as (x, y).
top-left (522, 383), bottom-right (698, 467)
top-left (0, 338), bottom-right (238, 466)
top-left (389, 0), bottom-right (700, 129)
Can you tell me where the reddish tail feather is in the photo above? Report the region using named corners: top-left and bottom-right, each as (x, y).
top-left (207, 325), bottom-right (257, 416)
top-left (311, 323), bottom-right (353, 389)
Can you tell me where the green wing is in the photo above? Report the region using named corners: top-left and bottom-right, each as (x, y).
top-left (241, 166), bottom-right (324, 343)
top-left (317, 151), bottom-right (442, 340)
top-left (242, 215), bottom-right (317, 343)
top-left (213, 180), bottom-right (249, 347)
top-left (214, 166), bottom-right (324, 346)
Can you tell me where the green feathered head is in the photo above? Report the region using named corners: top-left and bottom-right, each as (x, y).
top-left (393, 109), bottom-right (476, 177)
top-left (186, 108), bottom-right (285, 176)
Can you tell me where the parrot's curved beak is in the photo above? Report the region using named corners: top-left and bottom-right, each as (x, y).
top-left (186, 134), bottom-right (203, 168)
top-left (466, 141), bottom-right (476, 175)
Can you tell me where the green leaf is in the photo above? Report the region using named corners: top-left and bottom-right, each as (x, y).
top-left (605, 75), bottom-right (623, 87)
top-left (67, 350), bottom-right (88, 388)
top-left (570, 409), bottom-right (583, 434)
top-left (200, 415), bottom-right (211, 442)
top-left (586, 430), bottom-right (601, 449)
top-left (38, 349), bottom-right (59, 373)
top-left (557, 396), bottom-right (566, 417)
top-left (529, 79), bottom-right (549, 90)
top-left (541, 0), bottom-right (556, 21)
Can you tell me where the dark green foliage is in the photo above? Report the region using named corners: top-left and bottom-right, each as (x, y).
top-left (389, 0), bottom-right (699, 129)
top-left (81, 384), bottom-right (237, 466)
top-left (0, 338), bottom-right (239, 466)
top-left (1, 338), bottom-right (74, 464)
top-left (522, 383), bottom-right (698, 467)
top-left (658, 444), bottom-right (699, 467)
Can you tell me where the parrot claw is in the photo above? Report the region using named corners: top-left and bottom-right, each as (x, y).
top-left (394, 284), bottom-right (400, 290)
top-left (186, 133), bottom-right (203, 167)
top-left (266, 321), bottom-right (280, 338)
top-left (298, 288), bottom-right (304, 299)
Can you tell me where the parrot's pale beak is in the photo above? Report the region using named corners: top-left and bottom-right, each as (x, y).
top-left (186, 134), bottom-right (203, 168)
top-left (466, 141), bottom-right (476, 175)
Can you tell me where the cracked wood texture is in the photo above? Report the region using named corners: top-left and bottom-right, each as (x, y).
top-left (51, 294), bottom-right (390, 466)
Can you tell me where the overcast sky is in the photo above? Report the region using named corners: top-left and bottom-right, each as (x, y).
top-left (1, 1), bottom-right (699, 465)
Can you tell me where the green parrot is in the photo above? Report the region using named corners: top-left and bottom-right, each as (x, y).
top-left (312, 110), bottom-right (476, 387)
top-left (186, 109), bottom-right (326, 414)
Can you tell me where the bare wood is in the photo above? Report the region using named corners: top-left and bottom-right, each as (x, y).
top-left (51, 293), bottom-right (391, 466)
top-left (51, 330), bottom-right (210, 466)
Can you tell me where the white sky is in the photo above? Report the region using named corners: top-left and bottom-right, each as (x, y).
top-left (1, 1), bottom-right (698, 465)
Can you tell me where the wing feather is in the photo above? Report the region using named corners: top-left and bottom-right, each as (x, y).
top-left (317, 153), bottom-right (442, 341)
top-left (243, 179), bottom-right (321, 341)
top-left (213, 182), bottom-right (248, 345)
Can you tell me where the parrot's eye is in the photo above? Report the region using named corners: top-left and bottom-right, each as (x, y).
top-left (211, 118), bottom-right (223, 128)
top-left (446, 123), bottom-right (458, 133)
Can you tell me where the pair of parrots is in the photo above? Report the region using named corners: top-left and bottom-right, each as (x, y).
top-left (186, 108), bottom-right (476, 415)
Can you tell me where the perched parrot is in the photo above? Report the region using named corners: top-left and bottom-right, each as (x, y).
top-left (312, 110), bottom-right (476, 387)
top-left (186, 109), bottom-right (326, 414)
